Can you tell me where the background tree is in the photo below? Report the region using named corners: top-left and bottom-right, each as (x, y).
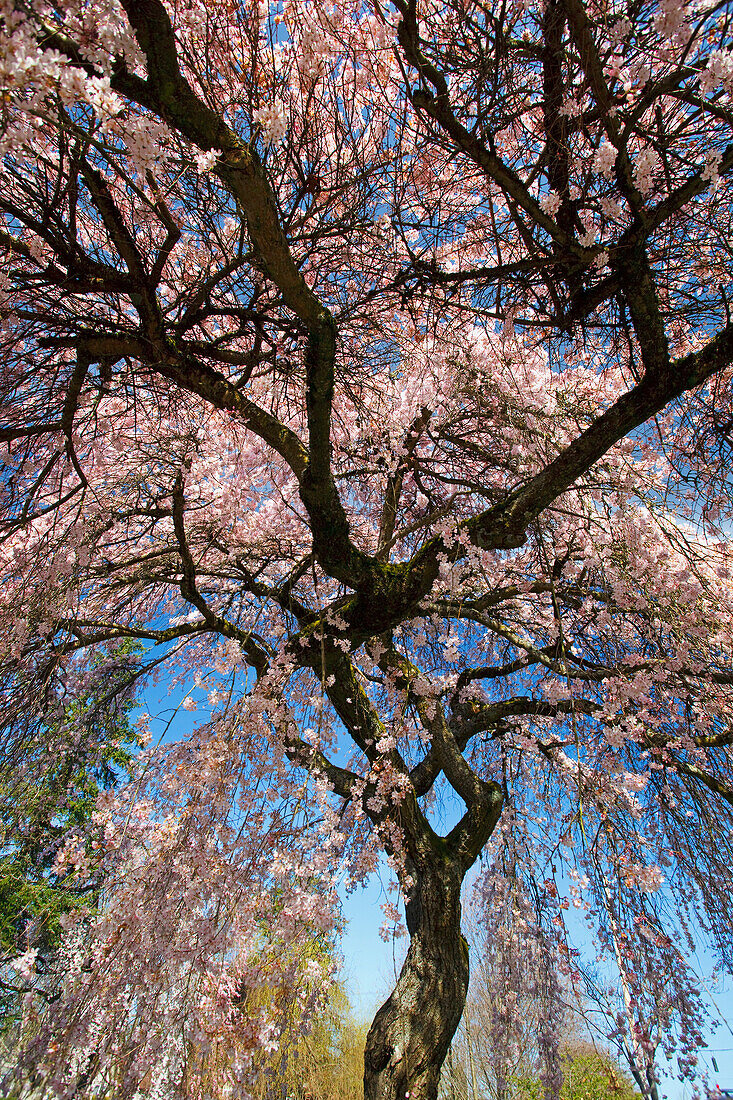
top-left (575, 962), bottom-right (663, 1100)
top-left (442, 1035), bottom-right (641, 1100)
top-left (256, 989), bottom-right (369, 1100)
top-left (2, 1), bottom-right (733, 1099)
top-left (182, 928), bottom-right (356, 1100)
top-left (514, 1045), bottom-right (641, 1100)
top-left (0, 640), bottom-right (142, 1028)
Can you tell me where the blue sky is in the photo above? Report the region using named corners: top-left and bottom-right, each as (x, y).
top-left (340, 871), bottom-right (406, 1017)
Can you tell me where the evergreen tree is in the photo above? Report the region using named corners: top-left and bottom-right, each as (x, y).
top-left (0, 642), bottom-right (142, 1027)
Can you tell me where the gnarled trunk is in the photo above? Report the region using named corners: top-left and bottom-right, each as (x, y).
top-left (364, 857), bottom-right (468, 1100)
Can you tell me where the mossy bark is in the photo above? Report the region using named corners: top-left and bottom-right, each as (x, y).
top-left (363, 858), bottom-right (469, 1100)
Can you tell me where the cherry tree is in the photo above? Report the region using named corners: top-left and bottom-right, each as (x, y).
top-left (2, 0), bottom-right (733, 1097)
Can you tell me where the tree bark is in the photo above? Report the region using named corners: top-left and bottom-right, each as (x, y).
top-left (624, 1047), bottom-right (661, 1100)
top-left (364, 855), bottom-right (469, 1100)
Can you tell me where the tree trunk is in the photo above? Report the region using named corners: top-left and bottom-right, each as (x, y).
top-left (364, 856), bottom-right (468, 1100)
top-left (624, 1048), bottom-right (661, 1100)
